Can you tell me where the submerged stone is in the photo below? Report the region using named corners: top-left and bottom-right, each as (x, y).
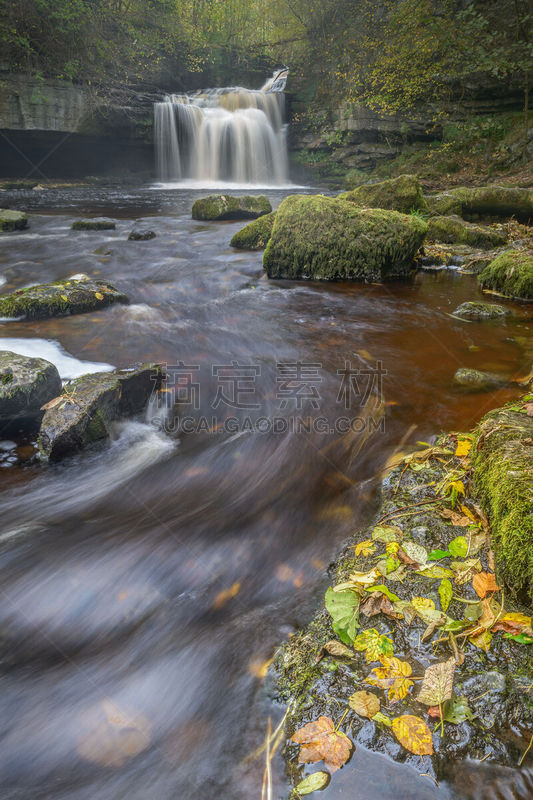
top-left (72, 218), bottom-right (116, 231)
top-left (128, 230), bottom-right (156, 241)
top-left (474, 402), bottom-right (533, 604)
top-left (453, 367), bottom-right (506, 390)
top-left (0, 351), bottom-right (61, 429)
top-left (339, 173), bottom-right (428, 214)
top-left (263, 194), bottom-right (428, 282)
top-left (478, 250), bottom-right (533, 300)
top-left (0, 276), bottom-right (129, 321)
top-left (39, 363), bottom-right (163, 461)
top-left (427, 215), bottom-right (507, 249)
top-left (452, 301), bottom-right (510, 321)
top-left (0, 209), bottom-right (29, 232)
top-left (230, 212), bottom-right (276, 250)
top-left (192, 195), bottom-right (272, 221)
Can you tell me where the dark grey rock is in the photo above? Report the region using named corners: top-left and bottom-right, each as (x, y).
top-left (0, 351), bottom-right (61, 429)
top-left (128, 230), bottom-right (156, 241)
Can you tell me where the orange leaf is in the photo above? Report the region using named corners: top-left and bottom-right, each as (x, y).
top-left (291, 716), bottom-right (353, 773)
top-left (212, 582), bottom-right (241, 610)
top-left (472, 571), bottom-right (500, 598)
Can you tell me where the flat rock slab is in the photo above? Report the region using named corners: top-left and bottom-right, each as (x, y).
top-left (39, 363), bottom-right (163, 461)
top-left (192, 194), bottom-right (272, 221)
top-left (452, 301), bottom-right (510, 320)
top-left (0, 276), bottom-right (128, 321)
top-left (0, 350), bottom-right (61, 428)
top-left (72, 218), bottom-right (116, 230)
top-left (0, 209), bottom-right (28, 232)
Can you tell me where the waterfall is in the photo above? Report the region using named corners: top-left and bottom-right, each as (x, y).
top-left (154, 70), bottom-right (289, 186)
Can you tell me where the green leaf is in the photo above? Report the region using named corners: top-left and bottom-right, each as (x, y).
top-left (504, 633), bottom-right (533, 644)
top-left (372, 524), bottom-right (403, 543)
top-left (449, 536), bottom-right (468, 558)
top-left (428, 549), bottom-right (451, 561)
top-left (438, 578), bottom-right (453, 612)
top-left (353, 628), bottom-right (394, 661)
top-left (294, 771), bottom-right (330, 795)
top-left (325, 587), bottom-right (360, 645)
top-left (441, 696), bottom-right (474, 724)
top-left (417, 565), bottom-right (454, 579)
top-left (367, 585), bottom-right (400, 602)
top-left (372, 711), bottom-right (393, 728)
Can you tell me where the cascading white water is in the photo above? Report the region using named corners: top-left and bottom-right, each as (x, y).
top-left (154, 69), bottom-right (289, 185)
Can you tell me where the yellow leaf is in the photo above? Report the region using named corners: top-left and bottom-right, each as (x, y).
top-left (61, 294), bottom-right (68, 301)
top-left (388, 676), bottom-right (414, 703)
top-left (450, 480), bottom-right (465, 496)
top-left (411, 597), bottom-right (436, 613)
top-left (355, 539), bottom-right (375, 557)
top-left (392, 715), bottom-right (433, 756)
top-left (95, 292), bottom-right (104, 300)
top-left (455, 440), bottom-right (471, 457)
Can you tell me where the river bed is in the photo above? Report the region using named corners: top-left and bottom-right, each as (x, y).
top-left (0, 185), bottom-right (531, 799)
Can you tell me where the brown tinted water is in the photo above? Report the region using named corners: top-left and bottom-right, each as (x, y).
top-left (0, 187), bottom-right (531, 799)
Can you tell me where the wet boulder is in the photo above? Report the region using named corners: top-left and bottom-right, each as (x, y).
top-left (263, 194), bottom-right (428, 282)
top-left (72, 218), bottom-right (116, 231)
top-left (0, 351), bottom-right (61, 429)
top-left (427, 215), bottom-right (507, 249)
top-left (474, 401), bottom-right (533, 603)
top-left (0, 275), bottom-right (128, 321)
top-left (39, 363), bottom-right (163, 461)
top-left (339, 174), bottom-right (428, 214)
top-left (230, 212), bottom-right (276, 250)
top-left (192, 194), bottom-right (272, 221)
top-left (447, 185), bottom-right (533, 223)
top-left (0, 209), bottom-right (28, 232)
top-left (452, 301), bottom-right (510, 320)
top-left (478, 250), bottom-right (533, 300)
top-left (128, 230), bottom-right (156, 241)
top-left (453, 367), bottom-right (506, 391)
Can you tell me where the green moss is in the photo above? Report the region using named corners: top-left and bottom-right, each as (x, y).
top-left (339, 174), bottom-right (428, 214)
top-left (263, 194), bottom-right (428, 282)
top-left (448, 186), bottom-right (533, 223)
top-left (0, 277), bottom-right (128, 320)
top-left (230, 212), bottom-right (276, 249)
top-left (473, 404), bottom-right (533, 604)
top-left (425, 193), bottom-right (463, 217)
top-left (427, 215), bottom-right (507, 249)
top-left (452, 301), bottom-right (509, 321)
top-left (192, 194), bottom-right (272, 221)
top-left (71, 218), bottom-right (116, 230)
top-left (478, 250), bottom-right (533, 300)
top-left (0, 209), bottom-right (29, 231)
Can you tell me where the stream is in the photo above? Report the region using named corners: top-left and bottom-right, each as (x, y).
top-left (0, 185), bottom-right (531, 799)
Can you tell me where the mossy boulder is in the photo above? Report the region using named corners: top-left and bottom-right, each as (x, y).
top-left (0, 351), bottom-right (61, 429)
top-left (71, 218), bottom-right (116, 230)
top-left (230, 212), bottom-right (276, 250)
top-left (0, 209), bottom-right (28, 232)
top-left (339, 173), bottom-right (428, 214)
top-left (453, 367), bottom-right (506, 391)
top-left (474, 402), bottom-right (533, 603)
top-left (452, 301), bottom-right (510, 321)
top-left (0, 276), bottom-right (128, 321)
top-left (478, 250), bottom-right (533, 300)
top-left (39, 363), bottom-right (163, 461)
top-left (448, 186), bottom-right (533, 223)
top-left (192, 195), bottom-right (272, 221)
top-left (427, 215), bottom-right (507, 249)
top-left (425, 193), bottom-right (463, 217)
top-left (263, 194), bottom-right (428, 282)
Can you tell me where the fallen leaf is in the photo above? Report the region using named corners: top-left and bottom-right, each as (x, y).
top-left (372, 525), bottom-right (403, 543)
top-left (316, 640), bottom-right (354, 664)
top-left (392, 715), bottom-right (433, 756)
top-left (40, 395), bottom-right (65, 411)
top-left (372, 711), bottom-right (393, 727)
top-left (493, 612), bottom-right (533, 636)
top-left (355, 539), bottom-right (375, 557)
top-left (291, 717), bottom-right (353, 773)
top-left (449, 536), bottom-right (469, 558)
top-left (95, 292), bottom-right (104, 300)
top-left (348, 690), bottom-right (380, 719)
top-left (402, 541), bottom-right (428, 567)
top-left (417, 658), bottom-right (455, 706)
top-left (438, 578), bottom-right (453, 612)
top-left (439, 508), bottom-right (472, 527)
top-left (469, 629), bottom-right (492, 652)
top-left (212, 581), bottom-right (241, 610)
top-left (366, 655), bottom-right (414, 703)
top-left (347, 568), bottom-right (381, 587)
top-left (428, 696), bottom-right (473, 724)
top-left (427, 549), bottom-right (451, 561)
top-left (249, 656), bottom-right (274, 679)
top-left (353, 628), bottom-right (394, 661)
top-left (473, 571), bottom-right (500, 598)
top-left (366, 585), bottom-right (400, 602)
top-left (411, 597), bottom-right (436, 613)
top-left (325, 587), bottom-right (360, 645)
top-left (455, 440), bottom-right (472, 457)
top-left (294, 771), bottom-right (330, 795)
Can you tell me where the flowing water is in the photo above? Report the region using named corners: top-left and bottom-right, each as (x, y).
top-left (0, 185), bottom-right (532, 800)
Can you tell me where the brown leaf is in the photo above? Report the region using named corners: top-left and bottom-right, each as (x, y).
top-left (40, 395), bottom-right (65, 411)
top-left (360, 592), bottom-right (402, 620)
top-left (397, 546), bottom-right (420, 567)
top-left (315, 640), bottom-right (354, 664)
top-left (472, 571), bottom-right (500, 598)
top-left (439, 508), bottom-right (472, 527)
top-left (348, 690), bottom-right (380, 719)
top-left (291, 716), bottom-right (353, 773)
top-left (417, 658), bottom-right (455, 706)
top-left (524, 403), bottom-right (533, 417)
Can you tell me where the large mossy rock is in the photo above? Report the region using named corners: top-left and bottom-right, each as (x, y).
top-left (448, 186), bottom-right (533, 222)
top-left (0, 276), bottom-right (129, 321)
top-left (192, 195), bottom-right (272, 221)
top-left (478, 250), bottom-right (533, 300)
top-left (263, 194), bottom-right (428, 282)
top-left (425, 193), bottom-right (463, 217)
top-left (39, 364), bottom-right (163, 461)
top-left (339, 174), bottom-right (428, 214)
top-left (0, 209), bottom-right (28, 232)
top-left (0, 351), bottom-right (61, 429)
top-left (474, 402), bottom-right (533, 604)
top-left (71, 218), bottom-right (116, 231)
top-left (230, 212), bottom-right (276, 250)
top-left (427, 215), bottom-right (507, 249)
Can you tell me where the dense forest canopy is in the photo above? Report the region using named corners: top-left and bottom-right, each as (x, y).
top-left (1, 0), bottom-right (531, 117)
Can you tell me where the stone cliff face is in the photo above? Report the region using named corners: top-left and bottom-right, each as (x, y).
top-left (0, 73), bottom-right (157, 177)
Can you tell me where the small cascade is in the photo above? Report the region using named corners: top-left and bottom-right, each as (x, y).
top-left (154, 69), bottom-right (289, 185)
